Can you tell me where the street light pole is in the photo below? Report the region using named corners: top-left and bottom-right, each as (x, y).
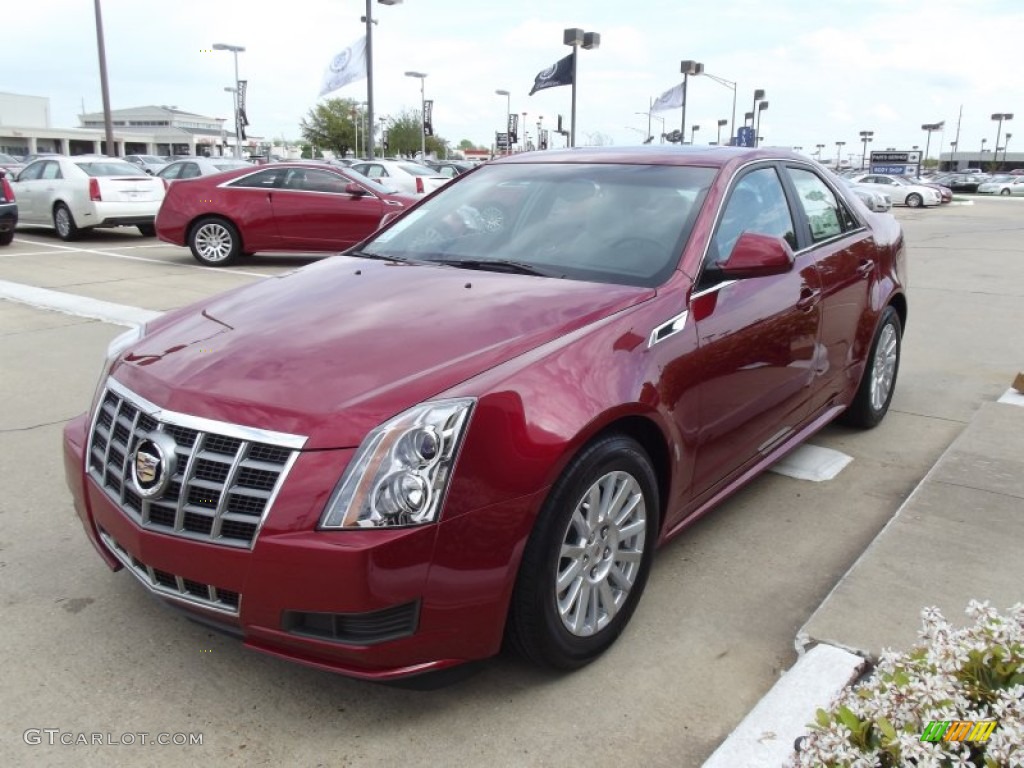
top-left (920, 122), bottom-right (944, 171)
top-left (815, 143), bottom-right (825, 160)
top-left (404, 71), bottom-right (427, 159)
top-left (835, 141), bottom-right (845, 167)
top-left (496, 89), bottom-right (511, 155)
top-left (1004, 133), bottom-right (1013, 165)
top-left (755, 100), bottom-right (768, 145)
top-left (679, 60), bottom-right (704, 146)
top-left (701, 71), bottom-right (737, 145)
top-left (213, 43), bottom-right (245, 158)
top-left (564, 28), bottom-right (601, 148)
top-left (93, 0), bottom-right (117, 156)
top-left (690, 124), bottom-right (700, 145)
top-left (859, 130), bottom-right (874, 170)
top-left (362, 0), bottom-right (402, 161)
top-left (991, 113), bottom-right (1013, 171)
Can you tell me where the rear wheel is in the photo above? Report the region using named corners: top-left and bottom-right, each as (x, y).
top-left (1000, 189), bottom-right (1011, 196)
top-left (507, 434), bottom-right (659, 670)
top-left (53, 203), bottom-right (80, 241)
top-left (840, 306), bottom-right (902, 429)
top-left (188, 217), bottom-right (241, 266)
top-left (905, 193), bottom-right (923, 208)
top-left (137, 223), bottom-right (156, 237)
top-left (0, 230), bottom-right (13, 246)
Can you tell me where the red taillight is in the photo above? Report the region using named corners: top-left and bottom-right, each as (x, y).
top-left (415, 177), bottom-right (424, 194)
top-left (89, 178), bottom-right (102, 202)
top-left (0, 175), bottom-right (13, 202)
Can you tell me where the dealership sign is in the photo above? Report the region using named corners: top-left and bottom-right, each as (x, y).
top-left (870, 150), bottom-right (922, 176)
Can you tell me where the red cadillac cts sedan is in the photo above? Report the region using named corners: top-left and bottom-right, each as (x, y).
top-left (154, 162), bottom-right (414, 266)
top-left (63, 146), bottom-right (907, 681)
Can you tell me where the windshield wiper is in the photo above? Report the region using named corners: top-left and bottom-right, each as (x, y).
top-left (439, 258), bottom-right (562, 278)
top-left (346, 249), bottom-right (411, 263)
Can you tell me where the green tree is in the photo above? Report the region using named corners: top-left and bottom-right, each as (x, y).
top-left (457, 139), bottom-right (476, 150)
top-left (300, 98), bottom-right (360, 157)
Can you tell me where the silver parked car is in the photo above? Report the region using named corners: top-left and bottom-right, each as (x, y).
top-left (849, 174), bottom-right (942, 208)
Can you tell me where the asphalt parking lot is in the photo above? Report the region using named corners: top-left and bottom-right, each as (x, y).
top-left (1, 198), bottom-right (1022, 767)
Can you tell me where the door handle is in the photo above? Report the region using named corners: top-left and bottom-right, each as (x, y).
top-left (796, 286), bottom-right (820, 311)
top-left (857, 260), bottom-right (874, 278)
top-left (266, 192), bottom-right (273, 201)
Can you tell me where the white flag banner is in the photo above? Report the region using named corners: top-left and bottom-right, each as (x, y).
top-left (651, 83), bottom-right (684, 113)
top-left (319, 36), bottom-right (367, 97)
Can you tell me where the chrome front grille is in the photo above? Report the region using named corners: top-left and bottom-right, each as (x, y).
top-left (99, 529), bottom-right (241, 616)
top-left (87, 378), bottom-right (306, 549)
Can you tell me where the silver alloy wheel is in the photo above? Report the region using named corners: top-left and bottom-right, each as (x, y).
top-left (906, 193), bottom-right (922, 208)
top-left (194, 222), bottom-right (234, 263)
top-left (870, 323), bottom-right (899, 411)
top-left (555, 470), bottom-right (647, 637)
top-left (55, 207), bottom-right (72, 238)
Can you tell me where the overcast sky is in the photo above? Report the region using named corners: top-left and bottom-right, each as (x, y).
top-left (7, 0), bottom-right (1021, 160)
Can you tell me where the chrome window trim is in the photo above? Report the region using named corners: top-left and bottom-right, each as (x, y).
top-left (103, 377), bottom-right (307, 450)
top-left (690, 280), bottom-right (737, 300)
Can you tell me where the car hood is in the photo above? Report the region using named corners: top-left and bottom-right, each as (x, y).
top-left (111, 256), bottom-right (654, 449)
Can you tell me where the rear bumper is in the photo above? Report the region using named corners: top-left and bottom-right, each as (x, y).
top-left (76, 201), bottom-right (160, 229)
top-left (0, 203), bottom-right (16, 232)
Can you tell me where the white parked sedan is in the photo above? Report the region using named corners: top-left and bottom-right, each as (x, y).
top-left (350, 159), bottom-right (450, 195)
top-left (849, 174), bottom-right (942, 208)
top-left (12, 155), bottom-right (165, 239)
top-left (976, 175), bottom-right (1024, 196)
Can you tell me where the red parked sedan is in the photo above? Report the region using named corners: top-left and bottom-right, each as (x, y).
top-left (63, 147), bottom-right (907, 681)
top-left (155, 162), bottom-right (415, 265)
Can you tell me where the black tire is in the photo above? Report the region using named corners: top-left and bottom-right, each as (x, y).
top-left (187, 217), bottom-right (241, 266)
top-left (137, 223), bottom-right (156, 237)
top-left (840, 306), bottom-right (902, 429)
top-left (1000, 189), bottom-right (1011, 196)
top-left (53, 203), bottom-right (80, 241)
top-left (905, 193), bottom-right (923, 208)
top-left (0, 230), bottom-right (13, 246)
top-left (507, 434), bottom-right (660, 670)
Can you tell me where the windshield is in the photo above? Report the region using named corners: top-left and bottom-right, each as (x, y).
top-left (75, 160), bottom-right (148, 176)
top-left (361, 162), bottom-right (716, 287)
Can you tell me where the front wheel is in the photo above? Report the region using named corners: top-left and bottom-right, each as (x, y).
top-left (840, 306), bottom-right (902, 429)
top-left (507, 434), bottom-right (659, 670)
top-left (1000, 189), bottom-right (1011, 196)
top-left (905, 193), bottom-right (923, 208)
top-left (188, 217), bottom-right (241, 266)
top-left (0, 230), bottom-right (13, 246)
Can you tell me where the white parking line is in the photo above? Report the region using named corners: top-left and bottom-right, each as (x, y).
top-left (5, 238), bottom-right (273, 278)
top-left (0, 279), bottom-right (161, 327)
top-left (769, 444), bottom-right (853, 482)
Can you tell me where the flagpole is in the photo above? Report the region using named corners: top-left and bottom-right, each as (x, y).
top-left (680, 73), bottom-right (687, 145)
top-left (570, 45), bottom-right (578, 148)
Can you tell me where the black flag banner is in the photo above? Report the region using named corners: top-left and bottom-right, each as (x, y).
top-left (529, 54), bottom-right (573, 96)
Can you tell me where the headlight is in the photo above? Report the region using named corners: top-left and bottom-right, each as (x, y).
top-left (319, 398), bottom-right (475, 529)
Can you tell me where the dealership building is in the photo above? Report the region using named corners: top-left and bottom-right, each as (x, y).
top-left (0, 91), bottom-right (261, 157)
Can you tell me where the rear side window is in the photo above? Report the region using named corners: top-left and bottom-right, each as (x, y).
top-left (788, 168), bottom-right (859, 243)
top-left (228, 169), bottom-right (283, 188)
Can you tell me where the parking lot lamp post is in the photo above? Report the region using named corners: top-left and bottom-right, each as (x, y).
top-left (690, 124), bottom-right (700, 145)
top-left (980, 137), bottom-right (987, 156)
top-left (716, 119), bottom-right (728, 145)
top-left (678, 60), bottom-right (704, 146)
top-left (213, 43), bottom-right (245, 158)
top-left (404, 71), bottom-right (427, 159)
top-left (835, 140), bottom-right (845, 167)
top-left (991, 113), bottom-right (1013, 170)
top-left (701, 72), bottom-right (737, 144)
top-left (815, 143), bottom-right (825, 160)
top-left (1004, 133), bottom-right (1013, 165)
top-left (949, 140), bottom-right (958, 171)
top-left (859, 130), bottom-right (874, 170)
top-left (920, 122), bottom-right (944, 169)
top-left (361, 0), bottom-right (403, 160)
top-left (93, 0), bottom-right (117, 156)
top-left (496, 89), bottom-right (511, 155)
top-left (565, 28), bottom-right (601, 148)
top-left (755, 100), bottom-right (768, 145)
top-left (223, 87), bottom-right (238, 155)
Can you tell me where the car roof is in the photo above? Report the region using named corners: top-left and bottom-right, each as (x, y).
top-left (491, 145), bottom-right (805, 169)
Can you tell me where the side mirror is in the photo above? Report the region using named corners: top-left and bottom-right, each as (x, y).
top-left (345, 182), bottom-right (369, 196)
top-left (720, 232), bottom-right (794, 279)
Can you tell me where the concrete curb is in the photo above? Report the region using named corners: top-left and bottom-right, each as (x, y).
top-left (0, 279), bottom-right (161, 327)
top-left (702, 644), bottom-right (868, 768)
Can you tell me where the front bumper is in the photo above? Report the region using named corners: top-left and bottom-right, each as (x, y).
top-left (63, 411), bottom-right (542, 681)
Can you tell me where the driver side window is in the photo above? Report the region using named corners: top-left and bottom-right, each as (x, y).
top-left (704, 167), bottom-right (795, 282)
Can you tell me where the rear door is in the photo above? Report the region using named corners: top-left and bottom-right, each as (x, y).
top-left (12, 160), bottom-right (47, 220)
top-left (221, 168), bottom-right (284, 249)
top-left (270, 168), bottom-right (384, 249)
